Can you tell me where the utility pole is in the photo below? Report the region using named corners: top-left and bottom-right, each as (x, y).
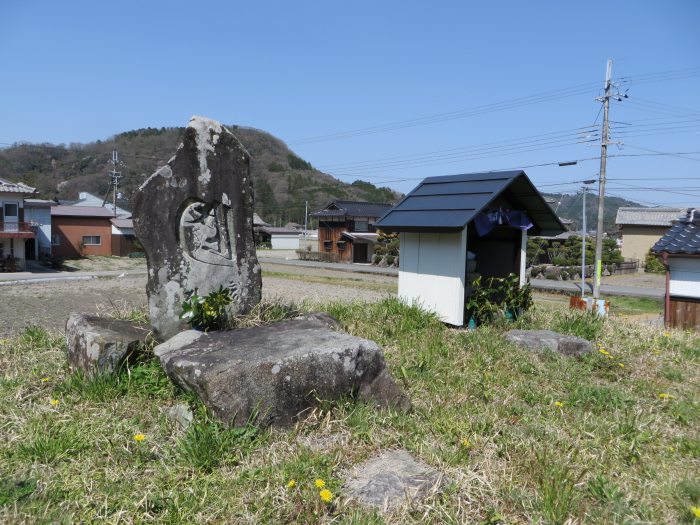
top-left (580, 180), bottom-right (595, 297)
top-left (304, 200), bottom-right (308, 249)
top-left (581, 184), bottom-right (588, 297)
top-left (102, 150), bottom-right (122, 217)
top-left (592, 60), bottom-right (612, 300)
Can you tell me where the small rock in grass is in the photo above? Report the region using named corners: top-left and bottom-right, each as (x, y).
top-left (504, 329), bottom-right (593, 356)
top-left (343, 449), bottom-right (441, 512)
top-left (166, 403), bottom-right (194, 430)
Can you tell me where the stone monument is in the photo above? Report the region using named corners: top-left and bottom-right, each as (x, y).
top-left (133, 116), bottom-right (261, 340)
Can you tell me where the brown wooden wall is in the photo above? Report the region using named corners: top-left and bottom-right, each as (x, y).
top-left (668, 296), bottom-right (700, 330)
top-left (52, 217), bottom-right (113, 258)
top-left (317, 222), bottom-right (353, 263)
top-left (111, 234), bottom-right (137, 257)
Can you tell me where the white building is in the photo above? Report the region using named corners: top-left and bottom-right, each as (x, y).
top-left (0, 178), bottom-right (38, 270)
top-left (653, 208), bottom-right (700, 330)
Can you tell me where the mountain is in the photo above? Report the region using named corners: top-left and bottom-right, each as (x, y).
top-left (543, 191), bottom-right (644, 235)
top-left (0, 125), bottom-right (402, 226)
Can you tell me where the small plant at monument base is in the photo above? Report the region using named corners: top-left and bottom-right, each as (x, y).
top-left (180, 287), bottom-right (233, 331)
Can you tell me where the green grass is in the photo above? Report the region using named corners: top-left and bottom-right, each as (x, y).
top-left (608, 295), bottom-right (664, 316)
top-left (0, 302), bottom-right (698, 524)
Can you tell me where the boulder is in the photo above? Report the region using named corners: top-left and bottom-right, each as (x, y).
top-left (504, 329), bottom-right (593, 356)
top-left (343, 449), bottom-right (441, 512)
top-left (153, 314), bottom-right (410, 428)
top-left (65, 313), bottom-right (150, 376)
top-left (133, 116), bottom-right (262, 340)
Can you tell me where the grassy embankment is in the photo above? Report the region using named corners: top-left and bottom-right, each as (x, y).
top-left (0, 299), bottom-right (697, 524)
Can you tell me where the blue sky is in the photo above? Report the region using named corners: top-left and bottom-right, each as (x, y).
top-left (1, 1), bottom-right (699, 207)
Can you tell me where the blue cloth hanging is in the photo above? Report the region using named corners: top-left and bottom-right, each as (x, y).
top-left (473, 207), bottom-right (533, 236)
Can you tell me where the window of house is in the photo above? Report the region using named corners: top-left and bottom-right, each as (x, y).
top-left (3, 203), bottom-right (18, 218)
top-left (354, 220), bottom-right (369, 232)
top-left (51, 234), bottom-right (61, 246)
top-left (336, 241), bottom-right (346, 250)
top-left (323, 240), bottom-right (332, 251)
top-left (82, 235), bottom-right (102, 246)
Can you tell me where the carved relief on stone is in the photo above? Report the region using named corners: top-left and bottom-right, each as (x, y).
top-left (179, 200), bottom-right (235, 267)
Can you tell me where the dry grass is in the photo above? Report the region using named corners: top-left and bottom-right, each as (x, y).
top-left (0, 300), bottom-right (698, 524)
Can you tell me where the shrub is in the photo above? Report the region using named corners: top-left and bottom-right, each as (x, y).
top-left (180, 287), bottom-right (233, 331)
top-left (644, 250), bottom-right (666, 273)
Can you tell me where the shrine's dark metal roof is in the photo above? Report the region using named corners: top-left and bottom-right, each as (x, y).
top-left (652, 208), bottom-right (700, 255)
top-left (375, 170), bottom-right (566, 236)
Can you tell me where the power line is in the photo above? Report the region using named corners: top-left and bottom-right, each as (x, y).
top-left (289, 65), bottom-right (700, 146)
top-left (288, 82), bottom-right (601, 145)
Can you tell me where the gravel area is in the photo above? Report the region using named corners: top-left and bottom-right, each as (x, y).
top-left (0, 267), bottom-right (395, 337)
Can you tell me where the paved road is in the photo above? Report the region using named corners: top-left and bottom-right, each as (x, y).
top-left (1, 257), bottom-right (664, 299)
top-left (529, 278), bottom-right (664, 298)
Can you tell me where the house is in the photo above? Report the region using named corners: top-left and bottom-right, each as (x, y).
top-left (311, 200), bottom-right (393, 263)
top-left (257, 226), bottom-right (301, 250)
top-left (0, 178), bottom-right (40, 271)
top-left (652, 208), bottom-right (700, 330)
top-left (375, 171), bottom-right (565, 326)
top-left (23, 199), bottom-right (55, 259)
top-left (51, 205), bottom-right (118, 258)
top-left (615, 207), bottom-right (685, 265)
top-left (58, 191), bottom-right (131, 218)
top-left (110, 217), bottom-right (138, 256)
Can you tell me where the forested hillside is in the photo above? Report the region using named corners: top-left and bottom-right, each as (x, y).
top-left (543, 191), bottom-right (644, 234)
top-left (0, 125), bottom-right (401, 225)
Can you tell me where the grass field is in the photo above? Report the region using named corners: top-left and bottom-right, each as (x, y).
top-left (0, 300), bottom-right (697, 524)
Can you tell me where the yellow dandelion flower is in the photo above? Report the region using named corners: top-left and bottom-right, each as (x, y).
top-left (598, 348), bottom-right (610, 356)
top-left (286, 479), bottom-right (296, 489)
top-left (554, 401), bottom-right (564, 408)
top-left (319, 488), bottom-right (334, 503)
top-left (618, 363), bottom-right (624, 368)
top-left (691, 506), bottom-right (700, 518)
top-left (314, 478), bottom-right (325, 488)
top-left (663, 331), bottom-right (670, 337)
top-left (659, 393), bottom-right (675, 400)
top-left (461, 438), bottom-right (471, 448)
top-left (133, 433), bottom-right (146, 442)
top-left (49, 399), bottom-right (59, 406)
top-left (41, 377), bottom-right (50, 383)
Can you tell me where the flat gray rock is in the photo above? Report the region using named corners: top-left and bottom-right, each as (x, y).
top-left (154, 314), bottom-right (410, 427)
top-left (504, 329), bottom-right (593, 356)
top-left (343, 450), bottom-right (441, 512)
top-left (133, 116), bottom-right (261, 340)
top-left (65, 313), bottom-right (150, 376)
top-left (166, 403), bottom-right (194, 430)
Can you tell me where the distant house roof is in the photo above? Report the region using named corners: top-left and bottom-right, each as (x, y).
top-left (311, 200), bottom-right (393, 219)
top-left (285, 222), bottom-right (304, 230)
top-left (110, 217), bottom-right (134, 229)
top-left (72, 191), bottom-right (131, 218)
top-left (253, 213), bottom-right (271, 227)
top-left (652, 208), bottom-right (700, 255)
top-left (0, 178), bottom-right (36, 194)
top-left (24, 198), bottom-right (55, 208)
top-left (51, 205), bottom-right (116, 218)
top-left (259, 226), bottom-right (300, 236)
top-left (375, 170), bottom-right (566, 236)
top-left (341, 232), bottom-right (380, 243)
top-left (615, 207), bottom-right (686, 227)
